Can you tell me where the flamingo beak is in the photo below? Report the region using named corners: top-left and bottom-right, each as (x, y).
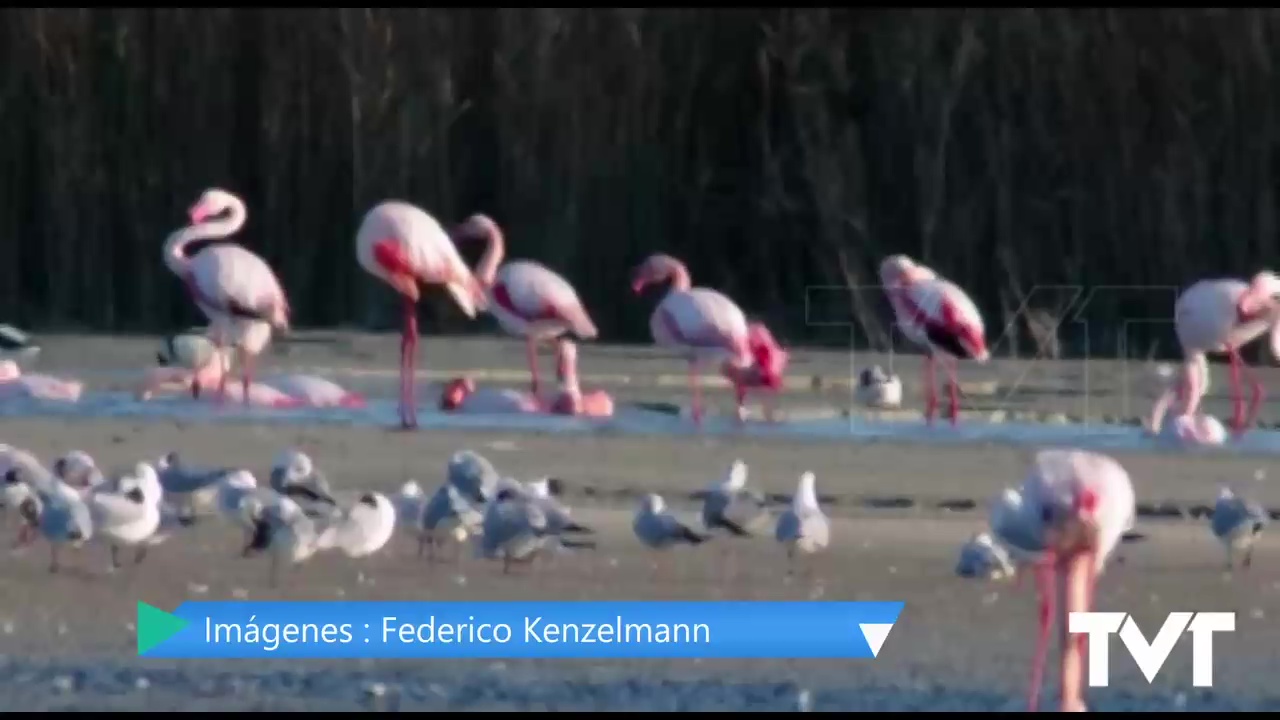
top-left (188, 205), bottom-right (208, 224)
top-left (631, 278), bottom-right (646, 295)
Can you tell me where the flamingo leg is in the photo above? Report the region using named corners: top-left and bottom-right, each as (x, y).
top-left (1027, 560), bottom-right (1057, 713)
top-left (1239, 358), bottom-right (1265, 434)
top-left (240, 347), bottom-right (253, 407)
top-left (923, 354), bottom-right (938, 424)
top-left (944, 355), bottom-right (961, 426)
top-left (1060, 550), bottom-right (1096, 712)
top-left (688, 360), bottom-right (704, 426)
top-left (526, 337), bottom-right (541, 398)
top-left (400, 298), bottom-right (419, 429)
top-left (1228, 348), bottom-right (1246, 436)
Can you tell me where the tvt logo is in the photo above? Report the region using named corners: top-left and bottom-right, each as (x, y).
top-left (1068, 612), bottom-right (1236, 687)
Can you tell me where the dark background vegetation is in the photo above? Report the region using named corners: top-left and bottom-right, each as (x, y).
top-left (1, 8), bottom-right (1275, 359)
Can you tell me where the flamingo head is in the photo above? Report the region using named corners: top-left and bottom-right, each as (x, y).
top-left (1039, 486), bottom-right (1101, 555)
top-left (746, 323), bottom-right (788, 390)
top-left (0, 360), bottom-right (18, 382)
top-left (630, 254), bottom-right (688, 295)
top-left (453, 214), bottom-right (499, 242)
top-left (439, 376), bottom-right (477, 411)
top-left (188, 188), bottom-right (240, 225)
top-left (878, 254), bottom-right (936, 289)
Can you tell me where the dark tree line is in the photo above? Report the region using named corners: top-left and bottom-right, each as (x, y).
top-left (1, 8), bottom-right (1277, 359)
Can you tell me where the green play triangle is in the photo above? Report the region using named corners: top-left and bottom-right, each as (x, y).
top-left (136, 602), bottom-right (189, 655)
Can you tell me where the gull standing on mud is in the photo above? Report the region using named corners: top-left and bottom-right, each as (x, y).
top-left (775, 472), bottom-right (830, 577)
top-left (419, 481), bottom-right (486, 562)
top-left (269, 449), bottom-right (338, 509)
top-left (633, 493), bottom-right (708, 579)
top-left (446, 450), bottom-right (500, 504)
top-left (243, 495), bottom-right (337, 586)
top-left (955, 531), bottom-right (1017, 581)
top-left (3, 451), bottom-right (93, 573)
top-left (52, 451), bottom-right (105, 494)
top-left (1211, 486), bottom-right (1268, 571)
top-left (213, 469), bottom-right (270, 555)
top-left (993, 449), bottom-right (1136, 713)
top-left (155, 451), bottom-right (235, 525)
top-left (701, 459), bottom-right (770, 538)
top-left (524, 478), bottom-right (595, 546)
top-left (89, 462), bottom-right (166, 571)
top-left (480, 484), bottom-right (553, 573)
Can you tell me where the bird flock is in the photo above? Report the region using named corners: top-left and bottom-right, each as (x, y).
top-left (0, 443), bottom-right (830, 588)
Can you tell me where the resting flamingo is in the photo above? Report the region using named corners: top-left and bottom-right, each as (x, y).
top-left (453, 214), bottom-right (598, 401)
top-left (439, 339), bottom-right (614, 417)
top-left (631, 254), bottom-right (753, 426)
top-left (162, 188), bottom-right (290, 405)
top-left (0, 360), bottom-right (82, 403)
top-left (355, 201), bottom-right (488, 429)
top-left (990, 449), bottom-right (1135, 712)
top-left (879, 254), bottom-right (989, 426)
top-left (1162, 272), bottom-right (1280, 438)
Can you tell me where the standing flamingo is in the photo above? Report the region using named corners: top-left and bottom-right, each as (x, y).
top-left (163, 188), bottom-right (290, 405)
top-left (355, 201), bottom-right (488, 429)
top-left (631, 254), bottom-right (751, 426)
top-left (1160, 272), bottom-right (1280, 438)
top-left (453, 214), bottom-right (598, 400)
top-left (879, 254), bottom-right (989, 426)
top-left (990, 449), bottom-right (1136, 712)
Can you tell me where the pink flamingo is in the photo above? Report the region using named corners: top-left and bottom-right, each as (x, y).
top-left (992, 449), bottom-right (1136, 712)
top-left (631, 254), bottom-right (753, 426)
top-left (718, 323), bottom-right (790, 422)
top-left (162, 188), bottom-right (291, 405)
top-left (439, 340), bottom-right (614, 417)
top-left (452, 214), bottom-right (599, 400)
top-left (0, 360), bottom-right (83, 402)
top-left (879, 254), bottom-right (989, 426)
top-left (137, 346), bottom-right (364, 409)
top-left (1162, 272), bottom-right (1280, 438)
top-left (355, 201), bottom-right (489, 429)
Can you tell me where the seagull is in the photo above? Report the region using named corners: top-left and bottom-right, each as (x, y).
top-left (51, 450), bottom-right (105, 495)
top-left (446, 450), bottom-right (500, 504)
top-left (329, 491), bottom-right (397, 559)
top-left (1211, 486), bottom-right (1268, 571)
top-left (154, 451), bottom-right (237, 525)
top-left (479, 485), bottom-right (553, 573)
top-left (634, 493), bottom-right (709, 550)
top-left (774, 471), bottom-right (830, 577)
top-left (88, 461), bottom-right (166, 571)
top-left (955, 531), bottom-right (1018, 581)
top-left (3, 451), bottom-right (93, 573)
top-left (701, 459), bottom-right (770, 537)
top-left (524, 477), bottom-right (596, 546)
top-left (394, 479), bottom-right (428, 547)
top-left (855, 366), bottom-right (903, 409)
top-left (419, 481), bottom-right (487, 562)
top-left (269, 448), bottom-right (338, 510)
top-left (242, 495), bottom-right (338, 587)
top-left (212, 469), bottom-right (272, 555)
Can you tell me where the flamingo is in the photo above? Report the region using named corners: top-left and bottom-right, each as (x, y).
top-left (1159, 272), bottom-right (1280, 438)
top-left (453, 214), bottom-right (599, 400)
top-left (162, 188), bottom-right (290, 405)
top-left (631, 254), bottom-right (751, 426)
top-left (355, 201), bottom-right (489, 429)
top-left (879, 254), bottom-right (989, 426)
top-left (990, 449), bottom-right (1136, 712)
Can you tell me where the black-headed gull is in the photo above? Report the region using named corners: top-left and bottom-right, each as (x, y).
top-left (89, 461), bottom-right (166, 571)
top-left (1211, 486), bottom-right (1268, 570)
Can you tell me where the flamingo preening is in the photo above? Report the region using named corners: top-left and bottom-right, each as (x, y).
top-left (1159, 272), bottom-right (1280, 438)
top-left (355, 201), bottom-right (488, 429)
top-left (879, 254), bottom-right (990, 426)
top-left (453, 214), bottom-right (599, 401)
top-left (162, 188), bottom-right (291, 405)
top-left (631, 254), bottom-right (752, 426)
top-left (991, 449), bottom-right (1136, 712)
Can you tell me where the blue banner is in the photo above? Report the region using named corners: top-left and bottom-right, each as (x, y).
top-left (137, 601), bottom-right (905, 659)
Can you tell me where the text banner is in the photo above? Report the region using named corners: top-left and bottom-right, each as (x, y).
top-left (137, 600), bottom-right (905, 659)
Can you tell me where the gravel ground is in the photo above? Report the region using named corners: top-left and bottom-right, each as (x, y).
top-left (2, 333), bottom-right (1280, 710)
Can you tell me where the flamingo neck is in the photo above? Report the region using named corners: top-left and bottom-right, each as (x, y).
top-left (794, 473), bottom-right (818, 510)
top-left (556, 343), bottom-right (580, 396)
top-left (474, 219), bottom-right (506, 288)
top-left (163, 198), bottom-right (248, 274)
top-left (660, 257), bottom-right (693, 292)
